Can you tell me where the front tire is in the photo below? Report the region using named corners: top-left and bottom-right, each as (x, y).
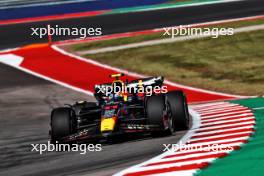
top-left (51, 107), bottom-right (75, 142)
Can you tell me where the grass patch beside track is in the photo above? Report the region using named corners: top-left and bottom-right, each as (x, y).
top-left (66, 20), bottom-right (264, 96)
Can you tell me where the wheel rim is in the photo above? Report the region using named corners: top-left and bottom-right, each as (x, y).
top-left (168, 116), bottom-right (174, 132)
top-left (165, 104), bottom-right (174, 133)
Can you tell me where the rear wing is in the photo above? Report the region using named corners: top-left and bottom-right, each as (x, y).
top-left (93, 75), bottom-right (164, 101)
top-left (127, 76), bottom-right (164, 89)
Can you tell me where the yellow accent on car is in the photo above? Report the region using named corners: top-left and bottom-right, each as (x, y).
top-left (123, 95), bottom-right (128, 102)
top-left (138, 79), bottom-right (143, 91)
top-left (110, 73), bottom-right (124, 78)
top-left (100, 117), bottom-right (116, 132)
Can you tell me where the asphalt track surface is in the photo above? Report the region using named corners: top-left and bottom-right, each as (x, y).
top-left (0, 1), bottom-right (263, 176)
top-left (0, 63), bottom-right (187, 176)
top-left (1, 0), bottom-right (264, 49)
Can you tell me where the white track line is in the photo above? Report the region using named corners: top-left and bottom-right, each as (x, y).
top-left (156, 151), bottom-right (227, 163)
top-left (194, 104), bottom-right (240, 112)
top-left (196, 121), bottom-right (255, 131)
top-left (198, 107), bottom-right (248, 115)
top-left (201, 117), bottom-right (254, 126)
top-left (188, 136), bottom-right (249, 145)
top-left (195, 104), bottom-right (242, 113)
top-left (193, 125), bottom-right (254, 136)
top-left (198, 105), bottom-right (245, 111)
top-left (148, 170), bottom-right (197, 176)
top-left (137, 158), bottom-right (214, 171)
top-left (201, 113), bottom-right (253, 122)
top-left (189, 131), bottom-right (252, 142)
top-left (192, 102), bottom-right (229, 106)
top-left (200, 110), bottom-right (252, 118)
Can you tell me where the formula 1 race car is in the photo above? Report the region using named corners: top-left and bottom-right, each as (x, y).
top-left (50, 74), bottom-right (189, 143)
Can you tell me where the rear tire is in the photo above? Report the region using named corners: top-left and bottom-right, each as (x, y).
top-left (146, 94), bottom-right (174, 137)
top-left (51, 107), bottom-right (75, 142)
top-left (166, 90), bottom-right (189, 130)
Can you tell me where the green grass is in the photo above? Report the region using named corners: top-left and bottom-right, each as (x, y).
top-left (65, 18), bottom-right (264, 53)
top-left (82, 30), bottom-right (264, 96)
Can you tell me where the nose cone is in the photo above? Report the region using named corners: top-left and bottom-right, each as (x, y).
top-left (100, 117), bottom-right (116, 133)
